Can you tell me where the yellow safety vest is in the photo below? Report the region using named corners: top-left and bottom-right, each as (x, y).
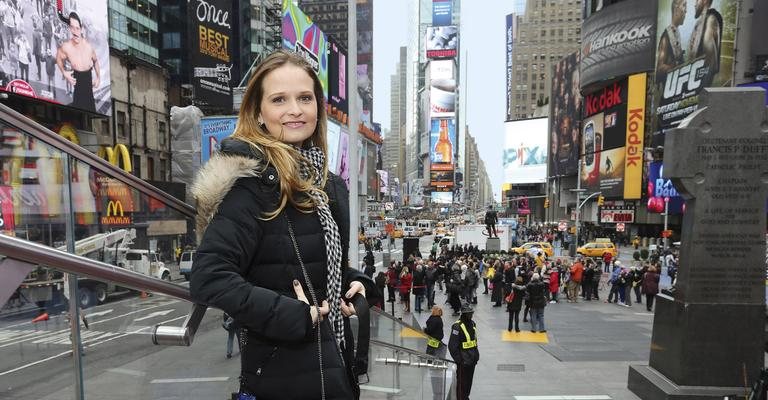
top-left (427, 337), bottom-right (441, 348)
top-left (456, 321), bottom-right (477, 349)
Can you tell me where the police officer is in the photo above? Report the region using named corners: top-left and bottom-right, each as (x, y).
top-left (448, 301), bottom-right (479, 399)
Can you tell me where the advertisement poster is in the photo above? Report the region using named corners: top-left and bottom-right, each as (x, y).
top-left (430, 170), bottom-right (454, 188)
top-left (327, 36), bottom-right (348, 115)
top-left (282, 0), bottom-right (328, 99)
top-left (653, 0), bottom-right (737, 135)
top-left (366, 142), bottom-right (378, 198)
top-left (505, 13), bottom-right (516, 121)
top-left (431, 191), bottom-right (453, 204)
top-left (503, 117), bottom-right (548, 184)
top-left (338, 131), bottom-right (350, 188)
top-left (378, 170), bottom-right (388, 195)
top-left (647, 161), bottom-right (684, 214)
top-left (200, 117), bottom-right (237, 164)
top-left (580, 74), bottom-right (645, 199)
top-left (432, 0), bottom-right (453, 26)
top-left (326, 120), bottom-right (341, 175)
top-left (357, 0), bottom-right (374, 128)
top-left (549, 51), bottom-right (582, 177)
top-left (425, 26), bottom-right (458, 59)
top-left (429, 118), bottom-right (456, 168)
top-left (189, 0), bottom-right (233, 110)
top-left (0, 0), bottom-right (111, 115)
top-left (580, 0), bottom-right (657, 88)
top-left (430, 78), bottom-right (455, 118)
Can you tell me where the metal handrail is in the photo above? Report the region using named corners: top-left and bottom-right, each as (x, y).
top-left (0, 104), bottom-right (196, 218)
top-left (370, 339), bottom-right (455, 366)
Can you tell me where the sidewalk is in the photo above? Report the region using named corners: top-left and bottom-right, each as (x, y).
top-left (387, 282), bottom-right (654, 399)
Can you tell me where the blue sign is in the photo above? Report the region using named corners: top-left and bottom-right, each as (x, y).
top-left (648, 161), bottom-right (684, 214)
top-left (432, 0), bottom-right (452, 26)
top-left (201, 117), bottom-right (238, 164)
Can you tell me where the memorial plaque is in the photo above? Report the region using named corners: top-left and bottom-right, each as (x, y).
top-left (629, 88), bottom-right (768, 398)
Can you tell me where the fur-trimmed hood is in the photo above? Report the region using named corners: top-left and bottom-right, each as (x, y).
top-left (191, 138), bottom-right (267, 242)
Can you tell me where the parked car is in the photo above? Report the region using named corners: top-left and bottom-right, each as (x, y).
top-left (179, 250), bottom-right (196, 281)
top-left (511, 242), bottom-right (554, 257)
top-left (577, 241), bottom-right (618, 258)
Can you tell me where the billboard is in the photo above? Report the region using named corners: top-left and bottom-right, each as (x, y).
top-left (426, 26), bottom-right (458, 59)
top-left (378, 170), bottom-right (389, 195)
top-left (430, 62), bottom-right (456, 117)
top-left (652, 0), bottom-right (737, 134)
top-left (432, 0), bottom-right (453, 26)
top-left (0, 1), bottom-right (111, 115)
top-left (429, 118), bottom-right (456, 170)
top-left (549, 51), bottom-right (582, 177)
top-left (326, 120), bottom-right (342, 174)
top-left (647, 161), bottom-right (684, 214)
top-left (327, 36), bottom-right (348, 115)
top-left (201, 117), bottom-right (237, 164)
top-left (580, 0), bottom-right (658, 88)
top-left (580, 74), bottom-right (646, 199)
top-left (503, 118), bottom-right (548, 184)
top-left (357, 0), bottom-right (374, 128)
top-left (506, 14), bottom-right (516, 121)
top-left (282, 0), bottom-right (329, 99)
top-left (431, 191), bottom-right (453, 204)
top-left (338, 130), bottom-right (350, 188)
top-left (189, 0), bottom-right (234, 109)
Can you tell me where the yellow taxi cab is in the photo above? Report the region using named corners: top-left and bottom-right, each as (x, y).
top-left (511, 242), bottom-right (554, 257)
top-left (391, 229), bottom-right (404, 239)
top-left (577, 238), bottom-right (618, 258)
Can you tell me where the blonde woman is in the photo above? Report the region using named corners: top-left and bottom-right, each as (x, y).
top-left (190, 50), bottom-right (378, 400)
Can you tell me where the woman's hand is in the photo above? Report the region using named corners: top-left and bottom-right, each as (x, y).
top-left (340, 281), bottom-right (366, 317)
top-left (293, 280), bottom-right (329, 325)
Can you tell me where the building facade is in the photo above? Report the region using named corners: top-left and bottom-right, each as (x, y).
top-left (507, 0), bottom-right (582, 120)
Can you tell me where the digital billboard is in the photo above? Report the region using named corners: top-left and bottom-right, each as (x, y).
top-left (429, 118), bottom-right (456, 169)
top-left (432, 0), bottom-right (453, 26)
top-left (580, 74), bottom-right (646, 199)
top-left (201, 117), bottom-right (237, 164)
top-left (338, 130), bottom-right (350, 188)
top-left (430, 62), bottom-right (456, 118)
top-left (426, 26), bottom-right (458, 59)
top-left (431, 191), bottom-right (453, 204)
top-left (0, 1), bottom-right (111, 115)
top-left (550, 51), bottom-right (582, 177)
top-left (282, 0), bottom-right (329, 99)
top-left (189, 0), bottom-right (233, 110)
top-left (327, 36), bottom-right (348, 115)
top-left (378, 170), bottom-right (388, 195)
top-left (580, 0), bottom-right (658, 88)
top-left (647, 161), bottom-right (684, 214)
top-left (653, 0), bottom-right (737, 135)
top-left (503, 117), bottom-right (548, 184)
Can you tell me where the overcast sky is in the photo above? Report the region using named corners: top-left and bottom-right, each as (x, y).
top-left (373, 0), bottom-right (517, 201)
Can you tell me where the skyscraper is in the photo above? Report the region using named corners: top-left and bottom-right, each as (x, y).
top-left (506, 0), bottom-right (582, 120)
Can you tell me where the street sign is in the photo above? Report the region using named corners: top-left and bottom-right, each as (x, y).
top-left (558, 221), bottom-right (568, 231)
top-left (616, 222), bottom-right (625, 232)
top-left (384, 202), bottom-right (394, 211)
top-left (662, 229), bottom-right (673, 238)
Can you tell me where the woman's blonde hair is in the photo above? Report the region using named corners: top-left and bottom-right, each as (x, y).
top-left (431, 306), bottom-right (443, 317)
top-left (232, 50), bottom-right (328, 219)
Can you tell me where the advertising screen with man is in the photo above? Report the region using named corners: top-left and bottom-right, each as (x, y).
top-left (653, 0), bottom-right (736, 133)
top-left (0, 0), bottom-right (111, 115)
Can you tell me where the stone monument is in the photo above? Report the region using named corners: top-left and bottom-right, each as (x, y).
top-left (486, 237), bottom-right (501, 251)
top-left (629, 88), bottom-right (768, 398)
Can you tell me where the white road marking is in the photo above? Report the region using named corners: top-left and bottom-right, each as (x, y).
top-left (85, 309), bottom-right (114, 318)
top-left (515, 396), bottom-right (612, 400)
top-left (0, 350), bottom-right (71, 376)
top-left (133, 309), bottom-right (174, 322)
top-left (151, 377), bottom-right (229, 383)
top-left (108, 368), bottom-right (147, 377)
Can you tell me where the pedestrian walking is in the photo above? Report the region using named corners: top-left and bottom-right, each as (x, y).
top-left (642, 266), bottom-right (660, 312)
top-left (507, 277), bottom-right (526, 332)
top-left (222, 312), bottom-right (241, 359)
top-left (449, 302), bottom-right (479, 400)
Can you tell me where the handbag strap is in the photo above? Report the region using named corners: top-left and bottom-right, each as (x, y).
top-left (350, 292), bottom-right (370, 378)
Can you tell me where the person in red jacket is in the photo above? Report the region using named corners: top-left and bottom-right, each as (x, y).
top-left (641, 265), bottom-right (660, 312)
top-left (548, 266), bottom-right (560, 303)
top-left (602, 251), bottom-right (613, 273)
top-left (568, 258), bottom-right (584, 302)
top-left (399, 267), bottom-right (413, 313)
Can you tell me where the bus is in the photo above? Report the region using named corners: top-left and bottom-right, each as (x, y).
top-left (417, 220), bottom-right (435, 235)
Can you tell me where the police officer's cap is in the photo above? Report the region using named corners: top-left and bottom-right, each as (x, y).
top-left (460, 302), bottom-right (474, 315)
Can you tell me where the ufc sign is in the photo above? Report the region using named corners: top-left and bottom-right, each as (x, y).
top-left (663, 59), bottom-right (705, 99)
top-left (101, 200), bottom-right (131, 225)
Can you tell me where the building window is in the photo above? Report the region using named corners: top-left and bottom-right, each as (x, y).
top-left (159, 158), bottom-right (167, 181)
top-left (162, 32), bottom-right (180, 49)
top-left (117, 111), bottom-right (127, 138)
top-left (133, 155), bottom-right (142, 178)
top-left (158, 120), bottom-right (167, 146)
top-left (147, 157), bottom-right (155, 181)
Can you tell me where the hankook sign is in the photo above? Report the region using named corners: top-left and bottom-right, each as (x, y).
top-left (580, 0), bottom-right (658, 88)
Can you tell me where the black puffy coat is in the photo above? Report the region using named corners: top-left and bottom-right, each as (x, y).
top-left (190, 139), bottom-right (378, 399)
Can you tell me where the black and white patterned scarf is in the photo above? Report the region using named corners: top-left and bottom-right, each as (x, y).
top-left (298, 147), bottom-right (345, 348)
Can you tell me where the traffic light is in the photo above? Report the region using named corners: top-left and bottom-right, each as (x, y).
top-left (597, 195), bottom-right (605, 206)
top-left (544, 198), bottom-right (550, 208)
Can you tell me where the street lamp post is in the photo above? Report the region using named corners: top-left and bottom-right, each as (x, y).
top-left (662, 197), bottom-right (669, 250)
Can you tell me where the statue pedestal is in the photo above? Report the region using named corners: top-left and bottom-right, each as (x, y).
top-left (486, 237), bottom-right (500, 252)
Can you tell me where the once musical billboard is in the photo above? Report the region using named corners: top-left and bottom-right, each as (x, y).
top-left (432, 0), bottom-right (453, 26)
top-left (503, 117), bottom-right (548, 184)
top-left (201, 117), bottom-right (237, 164)
top-left (282, 0), bottom-right (329, 99)
top-left (653, 0), bottom-right (737, 134)
top-left (190, 0), bottom-right (234, 110)
top-left (0, 0), bottom-right (111, 114)
top-left (549, 51), bottom-right (582, 177)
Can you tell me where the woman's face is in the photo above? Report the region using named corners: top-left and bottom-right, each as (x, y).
top-left (259, 64), bottom-right (318, 145)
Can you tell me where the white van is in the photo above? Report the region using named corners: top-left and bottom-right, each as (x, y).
top-left (179, 250), bottom-right (196, 281)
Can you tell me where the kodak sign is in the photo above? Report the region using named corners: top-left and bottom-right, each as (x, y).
top-left (624, 73), bottom-right (646, 199)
